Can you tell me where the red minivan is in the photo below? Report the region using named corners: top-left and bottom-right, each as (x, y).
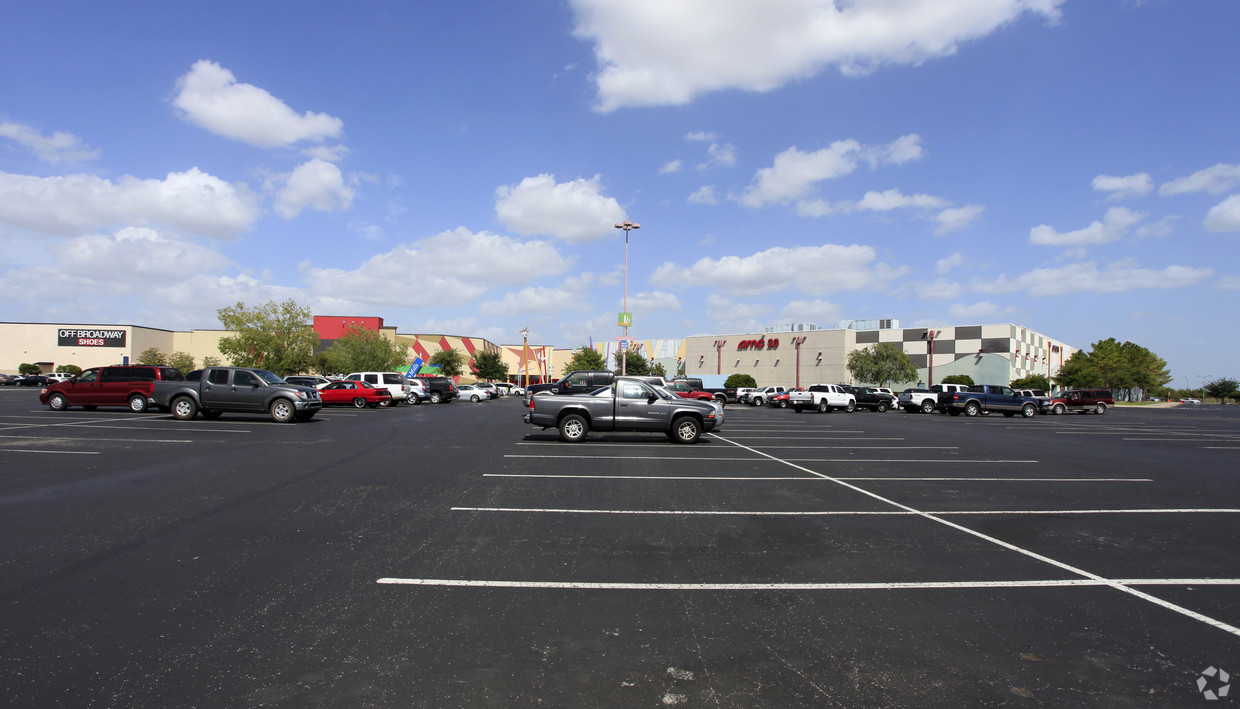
top-left (40, 365), bottom-right (184, 413)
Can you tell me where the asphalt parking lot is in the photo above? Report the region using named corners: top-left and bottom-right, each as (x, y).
top-left (1, 388), bottom-right (1238, 707)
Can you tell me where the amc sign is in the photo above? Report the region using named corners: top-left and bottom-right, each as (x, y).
top-left (737, 337), bottom-right (779, 351)
top-left (58, 328), bottom-right (127, 348)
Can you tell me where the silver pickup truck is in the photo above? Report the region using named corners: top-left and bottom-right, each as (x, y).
top-left (524, 376), bottom-right (724, 443)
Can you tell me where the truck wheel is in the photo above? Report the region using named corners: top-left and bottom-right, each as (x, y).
top-left (558, 413), bottom-right (588, 443)
top-left (877, 401), bottom-right (890, 413)
top-left (920, 400), bottom-right (935, 414)
top-left (752, 397), bottom-right (763, 406)
top-left (48, 393), bottom-right (68, 411)
top-left (793, 405), bottom-right (804, 413)
top-left (778, 400), bottom-right (787, 409)
top-left (431, 392), bottom-right (443, 404)
top-left (714, 394), bottom-right (727, 406)
top-left (202, 410), bottom-right (222, 419)
top-left (817, 400), bottom-right (830, 413)
top-left (670, 416), bottom-right (701, 444)
top-left (1053, 403), bottom-right (1065, 415)
top-left (269, 399), bottom-right (296, 423)
top-left (353, 397), bottom-right (367, 408)
top-left (1094, 403), bottom-right (1107, 415)
top-left (1021, 403), bottom-right (1037, 418)
top-left (171, 396), bottom-right (198, 420)
top-left (964, 401), bottom-right (981, 417)
top-left (844, 401), bottom-right (856, 413)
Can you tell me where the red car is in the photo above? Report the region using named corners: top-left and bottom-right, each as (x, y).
top-left (664, 380), bottom-right (716, 402)
top-left (319, 380), bottom-right (392, 408)
top-left (768, 388), bottom-right (805, 408)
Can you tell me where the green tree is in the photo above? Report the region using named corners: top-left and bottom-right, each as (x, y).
top-left (18, 363), bottom-right (41, 375)
top-left (428, 348), bottom-right (466, 377)
top-left (846, 342), bottom-right (917, 385)
top-left (725, 373), bottom-right (757, 388)
top-left (137, 347), bottom-right (168, 365)
top-left (1204, 377), bottom-right (1239, 404)
top-left (565, 347), bottom-right (607, 372)
top-left (322, 324), bottom-right (410, 374)
top-left (471, 350), bottom-right (509, 381)
top-left (940, 374), bottom-right (975, 386)
top-left (1054, 350), bottom-right (1103, 389)
top-left (649, 361), bottom-right (667, 378)
top-left (216, 299), bottom-right (319, 376)
top-left (56, 364), bottom-right (82, 376)
top-left (168, 352), bottom-right (196, 374)
top-left (202, 355), bottom-right (222, 367)
top-left (1009, 374), bottom-right (1050, 391)
top-left (613, 348), bottom-right (650, 375)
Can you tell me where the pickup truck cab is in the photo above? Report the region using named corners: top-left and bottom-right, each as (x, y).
top-left (524, 376), bottom-right (723, 443)
top-left (938, 384), bottom-right (1039, 418)
top-left (153, 367), bottom-right (322, 422)
top-left (899, 383), bottom-right (968, 414)
top-left (789, 384), bottom-right (856, 413)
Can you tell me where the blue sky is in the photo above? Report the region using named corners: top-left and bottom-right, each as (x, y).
top-left (1, 0), bottom-right (1237, 386)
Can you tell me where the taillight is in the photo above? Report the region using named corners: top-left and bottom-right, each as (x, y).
top-left (529, 396), bottom-right (535, 410)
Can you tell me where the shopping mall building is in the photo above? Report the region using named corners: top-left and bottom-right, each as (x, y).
top-left (1, 317), bottom-right (1076, 389)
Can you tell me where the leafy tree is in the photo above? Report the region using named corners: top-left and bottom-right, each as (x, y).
top-left (202, 355), bottom-right (222, 367)
top-left (429, 348), bottom-right (466, 377)
top-left (940, 374), bottom-right (975, 386)
top-left (725, 373), bottom-right (757, 388)
top-left (471, 350), bottom-right (509, 381)
top-left (137, 347), bottom-right (168, 365)
top-left (1054, 350), bottom-right (1104, 389)
top-left (1010, 374), bottom-right (1050, 391)
top-left (56, 364), bottom-right (82, 376)
top-left (216, 299), bottom-right (319, 376)
top-left (565, 347), bottom-right (607, 372)
top-left (1052, 339), bottom-right (1170, 399)
top-left (168, 352), bottom-right (196, 374)
top-left (1204, 377), bottom-right (1239, 404)
top-left (649, 362), bottom-right (667, 378)
top-left (322, 324), bottom-right (410, 374)
top-left (846, 343), bottom-right (917, 385)
top-left (613, 348), bottom-right (650, 376)
top-left (18, 363), bottom-right (41, 375)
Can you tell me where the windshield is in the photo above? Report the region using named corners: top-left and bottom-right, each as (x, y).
top-left (254, 370), bottom-right (284, 385)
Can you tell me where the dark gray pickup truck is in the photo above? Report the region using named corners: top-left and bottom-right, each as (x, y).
top-left (937, 384), bottom-right (1039, 418)
top-left (153, 367), bottom-right (322, 422)
top-left (524, 376), bottom-right (723, 443)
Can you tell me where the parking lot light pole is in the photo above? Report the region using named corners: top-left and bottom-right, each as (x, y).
top-left (520, 327), bottom-right (529, 389)
top-left (614, 220), bottom-right (639, 375)
top-left (922, 329), bottom-right (941, 387)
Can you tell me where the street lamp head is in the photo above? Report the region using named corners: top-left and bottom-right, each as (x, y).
top-left (614, 221), bottom-right (640, 230)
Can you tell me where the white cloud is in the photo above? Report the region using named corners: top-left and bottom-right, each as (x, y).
top-left (652, 243), bottom-right (904, 296)
top-left (151, 273), bottom-right (307, 327)
top-left (494, 174), bottom-right (626, 242)
top-left (1092, 172), bottom-right (1152, 200)
top-left (704, 294), bottom-right (770, 322)
top-left (659, 159), bottom-right (682, 174)
top-left (973, 260), bottom-right (1213, 296)
top-left (0, 168), bottom-right (259, 239)
top-left (0, 122), bottom-right (99, 163)
top-left (271, 159), bottom-right (356, 218)
top-left (1204, 194), bottom-right (1240, 233)
top-left (934, 205), bottom-right (983, 235)
top-left (1028, 206), bottom-right (1144, 247)
top-left (626, 290), bottom-right (682, 312)
top-left (1135, 215), bottom-right (1178, 239)
top-left (572, 0), bottom-right (1063, 112)
top-left (1213, 275), bottom-right (1240, 291)
top-left (685, 131), bottom-right (717, 142)
top-left (688, 185), bottom-right (719, 205)
top-left (780, 299), bottom-right (843, 324)
top-left (300, 228), bottom-right (568, 309)
top-left (935, 252), bottom-right (965, 275)
top-left (481, 286), bottom-right (589, 316)
top-left (916, 278), bottom-right (963, 301)
top-left (173, 60), bottom-right (343, 148)
top-left (855, 189), bottom-right (949, 212)
top-left (741, 135), bottom-right (921, 207)
top-left (698, 142), bottom-right (737, 169)
top-left (302, 144), bottom-right (351, 162)
top-left (1160, 163), bottom-right (1240, 196)
top-left (947, 301), bottom-right (1007, 321)
top-left (796, 198), bottom-right (836, 217)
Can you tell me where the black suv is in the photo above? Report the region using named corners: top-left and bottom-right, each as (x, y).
top-left (417, 376), bottom-right (458, 404)
top-left (525, 370), bottom-right (616, 402)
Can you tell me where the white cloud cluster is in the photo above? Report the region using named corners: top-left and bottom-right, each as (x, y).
top-left (1029, 206), bottom-right (1144, 247)
top-left (482, 286), bottom-right (590, 316)
top-left (270, 159), bottom-right (356, 218)
top-left (173, 60), bottom-right (344, 148)
top-left (1092, 172), bottom-right (1152, 200)
top-left (0, 168), bottom-right (259, 239)
top-left (1160, 163), bottom-right (1240, 196)
top-left (741, 134), bottom-right (923, 207)
top-left (1205, 195), bottom-right (1240, 233)
top-left (494, 174), bottom-right (626, 242)
top-left (973, 260), bottom-right (1213, 296)
top-left (652, 243), bottom-right (905, 296)
top-left (0, 122), bottom-right (99, 163)
top-left (571, 0), bottom-right (1064, 112)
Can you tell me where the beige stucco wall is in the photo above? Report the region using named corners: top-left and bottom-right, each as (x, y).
top-left (684, 329), bottom-right (856, 388)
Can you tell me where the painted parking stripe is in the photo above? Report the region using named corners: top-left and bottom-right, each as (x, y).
top-left (452, 507), bottom-right (1232, 516)
top-left (504, 454), bottom-right (1039, 463)
top-left (483, 474), bottom-right (1150, 482)
top-left (0, 449), bottom-right (100, 455)
top-left (0, 435), bottom-right (191, 443)
top-left (378, 578), bottom-right (1240, 591)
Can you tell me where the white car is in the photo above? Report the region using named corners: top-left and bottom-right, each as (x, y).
top-left (45, 372), bottom-right (74, 383)
top-left (474, 382), bottom-right (500, 399)
top-left (458, 384), bottom-right (489, 402)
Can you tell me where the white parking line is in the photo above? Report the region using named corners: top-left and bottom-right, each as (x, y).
top-left (0, 435), bottom-right (191, 443)
top-left (503, 454), bottom-right (1038, 463)
top-left (452, 506), bottom-right (1233, 516)
top-left (0, 449), bottom-right (99, 455)
top-left (378, 578), bottom-right (1240, 591)
top-left (482, 474), bottom-right (1151, 482)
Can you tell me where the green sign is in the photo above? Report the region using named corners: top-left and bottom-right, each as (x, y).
top-left (618, 312), bottom-right (632, 327)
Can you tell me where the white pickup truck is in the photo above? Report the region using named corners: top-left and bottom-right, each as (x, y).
top-left (788, 384), bottom-right (857, 413)
top-left (898, 383), bottom-right (968, 413)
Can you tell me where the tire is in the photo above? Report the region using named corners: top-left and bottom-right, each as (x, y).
top-left (558, 413), bottom-right (588, 443)
top-left (48, 393), bottom-right (68, 411)
top-left (1021, 403), bottom-right (1037, 418)
top-left (202, 410), bottom-right (222, 419)
top-left (964, 401), bottom-right (981, 417)
top-left (670, 416), bottom-right (702, 444)
top-left (877, 401), bottom-right (889, 413)
top-left (1053, 403), bottom-right (1065, 415)
top-left (817, 400), bottom-right (830, 413)
top-left (171, 396), bottom-right (198, 420)
top-left (844, 400), bottom-right (856, 413)
top-left (353, 397), bottom-right (367, 408)
top-left (127, 395), bottom-right (148, 413)
top-left (470, 394), bottom-right (481, 402)
top-left (778, 400), bottom-right (787, 409)
top-left (752, 397), bottom-right (763, 407)
top-left (713, 394), bottom-right (727, 406)
top-left (1094, 403), bottom-right (1107, 415)
top-left (269, 398), bottom-right (296, 423)
top-left (431, 392), bottom-right (443, 404)
top-left (378, 398), bottom-right (392, 407)
top-left (920, 399), bottom-right (935, 414)
top-left (793, 405), bottom-right (804, 413)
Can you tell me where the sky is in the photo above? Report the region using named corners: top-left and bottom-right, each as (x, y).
top-left (1, 0), bottom-right (1237, 387)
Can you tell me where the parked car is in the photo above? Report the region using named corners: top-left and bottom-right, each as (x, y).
top-left (748, 386), bottom-right (787, 406)
top-left (19, 375), bottom-right (50, 387)
top-left (847, 386), bottom-right (897, 412)
top-left (1180, 398), bottom-right (1202, 405)
top-left (416, 376), bottom-right (458, 403)
top-left (319, 380), bottom-right (391, 408)
top-left (40, 365), bottom-right (184, 413)
top-left (343, 371), bottom-right (411, 406)
top-left (458, 384), bottom-right (490, 402)
top-left (1044, 389), bottom-right (1115, 415)
top-left (285, 375), bottom-right (332, 389)
top-left (0, 373), bottom-right (20, 385)
top-left (45, 372), bottom-right (74, 383)
top-left (938, 385), bottom-right (1040, 418)
top-left (474, 382), bottom-right (500, 399)
top-left (665, 380), bottom-right (717, 403)
top-left (767, 388), bottom-right (804, 408)
top-left (789, 384), bottom-right (856, 413)
top-left (406, 377), bottom-right (429, 404)
top-left (153, 366), bottom-right (322, 422)
top-left (524, 376), bottom-right (723, 443)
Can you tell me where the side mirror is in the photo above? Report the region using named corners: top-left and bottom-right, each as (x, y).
top-left (648, 395), bottom-right (658, 404)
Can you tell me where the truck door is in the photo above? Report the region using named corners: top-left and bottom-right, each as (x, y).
top-left (200, 368), bottom-right (233, 410)
top-left (614, 380), bottom-right (670, 431)
top-left (230, 370), bottom-right (268, 411)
